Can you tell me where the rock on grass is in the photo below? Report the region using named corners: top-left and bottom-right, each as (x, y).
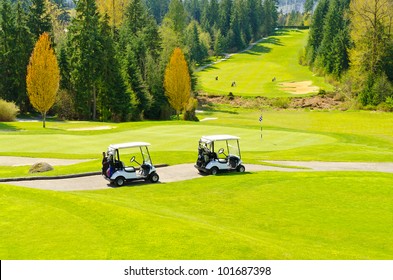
top-left (29, 162), bottom-right (54, 173)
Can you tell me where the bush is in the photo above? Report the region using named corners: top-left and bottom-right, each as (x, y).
top-left (0, 99), bottom-right (19, 121)
top-left (52, 89), bottom-right (76, 120)
top-left (271, 97), bottom-right (290, 109)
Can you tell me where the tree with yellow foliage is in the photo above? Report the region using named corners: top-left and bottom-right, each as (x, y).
top-left (96, 0), bottom-right (129, 29)
top-left (26, 32), bottom-right (60, 128)
top-left (164, 47), bottom-right (191, 119)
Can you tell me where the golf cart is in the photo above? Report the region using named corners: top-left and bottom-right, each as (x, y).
top-left (195, 135), bottom-right (245, 175)
top-left (102, 142), bottom-right (159, 186)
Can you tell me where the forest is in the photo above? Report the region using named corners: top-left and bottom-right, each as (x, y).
top-left (1, 0), bottom-right (393, 124)
top-left (0, 0), bottom-right (280, 122)
top-left (304, 0), bottom-right (393, 109)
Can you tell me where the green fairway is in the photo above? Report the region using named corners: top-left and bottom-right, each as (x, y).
top-left (1, 171), bottom-right (392, 259)
top-left (1, 108), bottom-right (393, 259)
top-left (196, 29), bottom-right (333, 97)
top-left (1, 108), bottom-right (393, 178)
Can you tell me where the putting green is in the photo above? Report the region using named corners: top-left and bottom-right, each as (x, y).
top-left (0, 124), bottom-right (335, 157)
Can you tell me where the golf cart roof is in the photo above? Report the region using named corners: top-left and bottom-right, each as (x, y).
top-left (200, 135), bottom-right (240, 143)
top-left (109, 142), bottom-right (151, 150)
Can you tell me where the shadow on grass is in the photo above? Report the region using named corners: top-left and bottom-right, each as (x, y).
top-left (245, 37), bottom-right (284, 56)
top-left (199, 106), bottom-right (239, 115)
top-left (0, 123), bottom-right (20, 131)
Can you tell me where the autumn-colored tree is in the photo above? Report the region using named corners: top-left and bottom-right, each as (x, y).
top-left (96, 0), bottom-right (129, 29)
top-left (26, 32), bottom-right (60, 128)
top-left (164, 47), bottom-right (191, 119)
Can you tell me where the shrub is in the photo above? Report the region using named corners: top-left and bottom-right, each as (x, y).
top-left (271, 97), bottom-right (290, 109)
top-left (0, 99), bottom-right (19, 121)
top-left (53, 89), bottom-right (76, 120)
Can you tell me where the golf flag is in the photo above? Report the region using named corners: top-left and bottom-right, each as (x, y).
top-left (259, 115), bottom-right (263, 122)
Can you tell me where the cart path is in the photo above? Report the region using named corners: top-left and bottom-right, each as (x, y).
top-left (4, 161), bottom-right (393, 191)
top-left (0, 156), bottom-right (91, 166)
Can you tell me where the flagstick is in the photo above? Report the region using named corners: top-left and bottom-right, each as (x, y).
top-left (259, 114), bottom-right (263, 140)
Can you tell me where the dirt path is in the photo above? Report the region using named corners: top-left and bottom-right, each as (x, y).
top-left (4, 161), bottom-right (393, 191)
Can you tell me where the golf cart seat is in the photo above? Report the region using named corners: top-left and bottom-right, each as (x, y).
top-left (124, 166), bottom-right (136, 172)
top-left (218, 158), bottom-right (228, 164)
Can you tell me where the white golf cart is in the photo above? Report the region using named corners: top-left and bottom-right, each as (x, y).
top-left (102, 142), bottom-right (159, 186)
top-left (195, 135), bottom-right (245, 175)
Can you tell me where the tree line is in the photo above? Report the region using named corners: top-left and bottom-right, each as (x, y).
top-left (0, 0), bottom-right (279, 122)
top-left (305, 0), bottom-right (393, 109)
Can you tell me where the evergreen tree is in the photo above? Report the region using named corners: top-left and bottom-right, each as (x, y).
top-left (213, 28), bottom-right (225, 56)
top-left (118, 0), bottom-right (161, 119)
top-left (185, 21), bottom-right (206, 64)
top-left (0, 0), bottom-right (33, 112)
top-left (67, 0), bottom-right (102, 119)
top-left (166, 0), bottom-right (188, 34)
top-left (230, 0), bottom-right (247, 51)
top-left (0, 0), bottom-right (17, 102)
top-left (98, 14), bottom-right (130, 121)
top-left (263, 0), bottom-right (279, 36)
top-left (304, 0), bottom-right (315, 13)
top-left (144, 0), bottom-right (170, 24)
top-left (28, 0), bottom-right (52, 40)
top-left (306, 0), bottom-right (329, 64)
top-left (316, 0), bottom-right (350, 77)
top-left (218, 0), bottom-right (232, 37)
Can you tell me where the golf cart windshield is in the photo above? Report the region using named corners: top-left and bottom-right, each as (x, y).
top-left (140, 145), bottom-right (152, 165)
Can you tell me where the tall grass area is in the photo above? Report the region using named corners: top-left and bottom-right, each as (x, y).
top-left (196, 29), bottom-right (333, 97)
top-left (1, 171), bottom-right (392, 259)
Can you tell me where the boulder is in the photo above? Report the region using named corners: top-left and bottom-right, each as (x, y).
top-left (29, 162), bottom-right (54, 173)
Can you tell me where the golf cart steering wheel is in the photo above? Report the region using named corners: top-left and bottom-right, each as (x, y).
top-left (130, 156), bottom-right (141, 166)
top-left (218, 148), bottom-right (227, 157)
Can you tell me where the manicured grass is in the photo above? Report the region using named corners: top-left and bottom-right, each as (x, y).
top-left (1, 108), bottom-right (393, 178)
top-left (1, 171), bottom-right (392, 259)
top-left (196, 29), bottom-right (333, 97)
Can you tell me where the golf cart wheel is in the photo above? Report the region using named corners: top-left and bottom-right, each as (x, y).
top-left (237, 165), bottom-right (245, 172)
top-left (115, 176), bottom-right (125, 186)
top-left (149, 172), bottom-right (159, 183)
top-left (210, 167), bottom-right (219, 175)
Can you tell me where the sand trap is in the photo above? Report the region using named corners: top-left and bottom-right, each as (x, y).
top-left (200, 117), bottom-right (218, 122)
top-left (67, 126), bottom-right (114, 131)
top-left (279, 81), bottom-right (319, 95)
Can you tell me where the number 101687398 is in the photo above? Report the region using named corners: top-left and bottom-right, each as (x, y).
top-left (217, 266), bottom-right (271, 276)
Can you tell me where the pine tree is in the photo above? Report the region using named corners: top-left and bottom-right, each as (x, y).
top-left (26, 32), bottom-right (60, 128)
top-left (316, 0), bottom-right (350, 77)
top-left (0, 0), bottom-right (17, 102)
top-left (167, 0), bottom-right (187, 34)
top-left (185, 21), bottom-right (206, 64)
top-left (164, 47), bottom-right (191, 119)
top-left (28, 0), bottom-right (52, 40)
top-left (0, 0), bottom-right (33, 112)
top-left (97, 14), bottom-right (130, 121)
top-left (306, 0), bottom-right (329, 64)
top-left (67, 0), bottom-right (102, 119)
top-left (218, 0), bottom-right (232, 37)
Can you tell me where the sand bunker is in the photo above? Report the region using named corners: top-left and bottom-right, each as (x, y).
top-left (67, 126), bottom-right (114, 131)
top-left (279, 81), bottom-right (319, 95)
